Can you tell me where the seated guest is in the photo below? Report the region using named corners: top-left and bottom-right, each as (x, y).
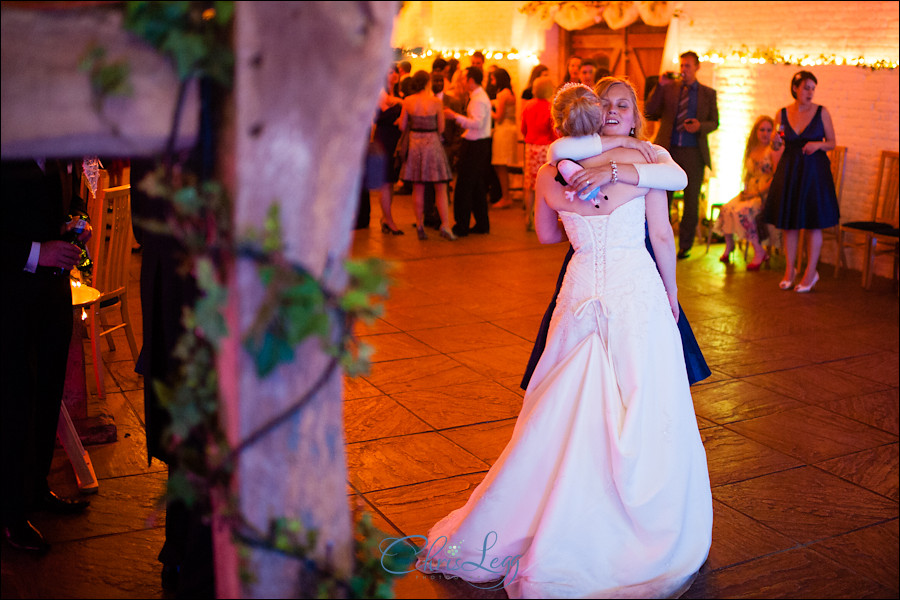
top-left (713, 115), bottom-right (784, 270)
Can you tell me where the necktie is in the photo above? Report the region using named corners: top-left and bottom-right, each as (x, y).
top-left (675, 84), bottom-right (690, 144)
top-left (677, 84), bottom-right (689, 125)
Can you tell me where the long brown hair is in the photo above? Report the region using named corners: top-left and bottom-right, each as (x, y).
top-left (742, 115), bottom-right (775, 180)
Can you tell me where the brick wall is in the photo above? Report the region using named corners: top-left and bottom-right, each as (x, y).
top-left (672, 0), bottom-right (899, 274)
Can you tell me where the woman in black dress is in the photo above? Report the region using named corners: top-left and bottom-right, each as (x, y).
top-left (764, 71), bottom-right (839, 293)
top-left (373, 64), bottom-right (404, 234)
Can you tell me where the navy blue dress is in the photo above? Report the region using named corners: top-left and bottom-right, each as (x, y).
top-left (521, 229), bottom-right (712, 390)
top-left (764, 106), bottom-right (839, 230)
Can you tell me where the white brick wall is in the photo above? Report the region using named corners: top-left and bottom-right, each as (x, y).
top-left (673, 0), bottom-right (900, 275)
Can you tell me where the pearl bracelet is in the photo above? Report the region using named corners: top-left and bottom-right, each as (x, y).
top-left (610, 160), bottom-right (618, 184)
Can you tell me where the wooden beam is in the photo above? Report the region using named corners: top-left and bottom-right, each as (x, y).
top-left (1, 5), bottom-right (198, 158)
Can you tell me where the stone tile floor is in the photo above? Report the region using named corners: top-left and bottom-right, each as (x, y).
top-left (2, 193), bottom-right (898, 599)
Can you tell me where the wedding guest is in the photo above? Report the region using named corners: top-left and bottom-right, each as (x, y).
top-left (764, 70), bottom-right (839, 293)
top-left (645, 50), bottom-right (719, 259)
top-left (521, 63), bottom-right (550, 101)
top-left (398, 70), bottom-right (456, 241)
top-left (713, 115), bottom-right (783, 269)
top-left (490, 68), bottom-right (518, 209)
top-left (2, 158), bottom-right (92, 554)
top-left (520, 75), bottom-right (557, 230)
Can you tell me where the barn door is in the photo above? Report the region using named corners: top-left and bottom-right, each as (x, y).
top-left (567, 22), bottom-right (667, 104)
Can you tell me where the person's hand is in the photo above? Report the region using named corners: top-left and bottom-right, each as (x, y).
top-left (443, 108), bottom-right (457, 120)
top-left (682, 118), bottom-right (701, 134)
top-left (770, 135), bottom-right (784, 151)
top-left (801, 142), bottom-right (820, 155)
top-left (658, 72), bottom-right (676, 86)
top-left (567, 165), bottom-right (613, 199)
top-left (620, 137), bottom-right (657, 163)
top-left (38, 240), bottom-right (82, 271)
top-left (668, 292), bottom-right (680, 323)
top-left (65, 219), bottom-right (92, 244)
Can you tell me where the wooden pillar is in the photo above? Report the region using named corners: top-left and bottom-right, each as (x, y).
top-left (216, 3), bottom-right (399, 597)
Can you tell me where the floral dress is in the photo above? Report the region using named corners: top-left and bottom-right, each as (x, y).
top-left (714, 148), bottom-right (777, 243)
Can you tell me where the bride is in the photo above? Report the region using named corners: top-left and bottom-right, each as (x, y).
top-left (415, 82), bottom-right (712, 598)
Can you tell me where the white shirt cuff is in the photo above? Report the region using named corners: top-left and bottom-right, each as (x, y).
top-left (25, 241), bottom-right (41, 272)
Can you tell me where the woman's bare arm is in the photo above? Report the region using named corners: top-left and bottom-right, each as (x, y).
top-left (535, 165), bottom-right (568, 244)
top-left (646, 187), bottom-right (679, 322)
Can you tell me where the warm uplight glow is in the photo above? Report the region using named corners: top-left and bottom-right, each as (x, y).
top-left (81, 308), bottom-right (88, 321)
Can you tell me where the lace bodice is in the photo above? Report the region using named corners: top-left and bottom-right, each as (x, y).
top-left (555, 198), bottom-right (670, 340)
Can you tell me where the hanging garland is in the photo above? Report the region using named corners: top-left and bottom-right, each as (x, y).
top-left (698, 46), bottom-right (898, 71)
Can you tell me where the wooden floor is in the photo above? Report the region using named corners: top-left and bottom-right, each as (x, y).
top-left (2, 192), bottom-right (898, 599)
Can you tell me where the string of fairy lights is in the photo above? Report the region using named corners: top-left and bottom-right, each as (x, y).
top-left (396, 47), bottom-right (540, 65)
top-left (680, 48), bottom-right (897, 70)
top-left (397, 46), bottom-right (897, 71)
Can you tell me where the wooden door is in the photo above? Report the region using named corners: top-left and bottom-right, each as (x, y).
top-left (567, 22), bottom-right (667, 104)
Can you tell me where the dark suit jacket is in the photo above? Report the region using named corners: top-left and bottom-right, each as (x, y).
top-left (645, 80), bottom-right (719, 169)
top-left (131, 159), bottom-right (199, 464)
top-left (3, 160), bottom-right (85, 275)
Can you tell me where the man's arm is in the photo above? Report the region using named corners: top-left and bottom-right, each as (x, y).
top-left (699, 87), bottom-right (719, 135)
top-left (450, 96), bottom-right (489, 132)
top-left (644, 81), bottom-right (667, 122)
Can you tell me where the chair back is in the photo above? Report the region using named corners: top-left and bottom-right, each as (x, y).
top-left (872, 150), bottom-right (899, 226)
top-left (91, 184), bottom-right (133, 299)
top-left (828, 146), bottom-right (847, 205)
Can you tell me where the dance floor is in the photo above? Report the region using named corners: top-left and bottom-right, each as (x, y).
top-left (2, 191), bottom-right (897, 599)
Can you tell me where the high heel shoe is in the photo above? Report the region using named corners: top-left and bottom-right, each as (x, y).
top-left (779, 269), bottom-right (796, 290)
top-left (439, 227), bottom-right (457, 241)
top-left (719, 250), bottom-right (732, 264)
top-left (416, 226), bottom-right (428, 241)
top-left (381, 221), bottom-right (404, 235)
top-left (794, 271), bottom-right (819, 293)
top-left (746, 252), bottom-right (769, 271)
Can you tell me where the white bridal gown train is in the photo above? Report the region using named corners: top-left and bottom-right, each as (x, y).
top-left (415, 198), bottom-right (712, 598)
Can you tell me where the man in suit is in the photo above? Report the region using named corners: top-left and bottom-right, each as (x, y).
top-left (645, 50), bottom-right (719, 258)
top-left (2, 158), bottom-right (92, 553)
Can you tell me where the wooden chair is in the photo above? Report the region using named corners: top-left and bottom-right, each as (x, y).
top-left (835, 150), bottom-right (900, 288)
top-left (84, 184), bottom-right (140, 399)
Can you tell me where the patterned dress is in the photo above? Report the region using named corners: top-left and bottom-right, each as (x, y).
top-left (400, 114), bottom-right (452, 183)
top-left (714, 148), bottom-right (777, 243)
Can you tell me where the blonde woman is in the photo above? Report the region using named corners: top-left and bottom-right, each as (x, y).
top-left (714, 115), bottom-right (784, 269)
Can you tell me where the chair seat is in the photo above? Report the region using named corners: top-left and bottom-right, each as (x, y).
top-left (841, 221), bottom-right (895, 232)
top-left (871, 228), bottom-right (900, 238)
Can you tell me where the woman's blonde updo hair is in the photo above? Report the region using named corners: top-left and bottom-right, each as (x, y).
top-left (552, 83), bottom-right (603, 137)
top-left (593, 76), bottom-right (647, 140)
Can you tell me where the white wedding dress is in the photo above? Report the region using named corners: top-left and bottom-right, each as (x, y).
top-left (416, 198), bottom-right (712, 598)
